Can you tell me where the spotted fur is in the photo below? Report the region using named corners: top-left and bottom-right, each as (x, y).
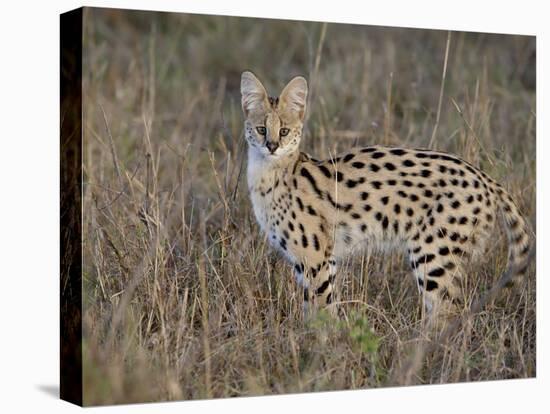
top-left (241, 71), bottom-right (532, 321)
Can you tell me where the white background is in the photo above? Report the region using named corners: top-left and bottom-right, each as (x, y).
top-left (0, 0), bottom-right (546, 412)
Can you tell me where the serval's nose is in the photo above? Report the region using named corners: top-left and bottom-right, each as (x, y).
top-left (266, 141), bottom-right (279, 154)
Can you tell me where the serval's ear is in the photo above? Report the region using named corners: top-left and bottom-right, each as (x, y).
top-left (279, 76), bottom-right (308, 121)
top-left (241, 71), bottom-right (269, 117)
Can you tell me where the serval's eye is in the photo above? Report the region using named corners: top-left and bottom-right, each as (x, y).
top-left (280, 127), bottom-right (290, 137)
top-left (256, 126), bottom-right (267, 136)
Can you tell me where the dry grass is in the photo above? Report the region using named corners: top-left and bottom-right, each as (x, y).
top-left (81, 8), bottom-right (536, 405)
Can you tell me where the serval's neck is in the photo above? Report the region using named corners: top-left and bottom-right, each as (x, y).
top-left (247, 147), bottom-right (299, 192)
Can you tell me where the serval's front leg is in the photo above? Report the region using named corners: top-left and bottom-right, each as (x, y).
top-left (294, 248), bottom-right (337, 318)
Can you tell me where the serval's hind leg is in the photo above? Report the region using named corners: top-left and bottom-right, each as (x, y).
top-left (408, 232), bottom-right (465, 329)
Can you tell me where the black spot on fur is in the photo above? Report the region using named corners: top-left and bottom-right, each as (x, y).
top-left (352, 161), bottom-right (365, 169)
top-left (428, 267), bottom-right (445, 277)
top-left (313, 234), bottom-right (320, 251)
top-left (412, 253), bottom-right (436, 268)
top-left (346, 178), bottom-right (364, 188)
top-left (426, 280), bottom-right (439, 291)
top-left (326, 193), bottom-right (353, 212)
top-left (318, 164), bottom-right (332, 178)
top-left (444, 262), bottom-right (456, 270)
top-left (372, 151), bottom-right (386, 159)
top-left (393, 221), bottom-right (399, 233)
top-left (384, 162), bottom-right (396, 171)
top-left (343, 153), bottom-right (355, 162)
top-left (390, 148), bottom-right (407, 156)
top-left (300, 167), bottom-right (324, 199)
top-left (371, 181), bottom-right (383, 189)
top-left (441, 154), bottom-right (462, 165)
top-left (316, 280), bottom-right (330, 295)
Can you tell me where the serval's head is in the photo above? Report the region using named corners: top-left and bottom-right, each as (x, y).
top-left (241, 71), bottom-right (308, 160)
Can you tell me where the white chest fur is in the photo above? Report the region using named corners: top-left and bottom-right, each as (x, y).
top-left (247, 148), bottom-right (279, 235)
